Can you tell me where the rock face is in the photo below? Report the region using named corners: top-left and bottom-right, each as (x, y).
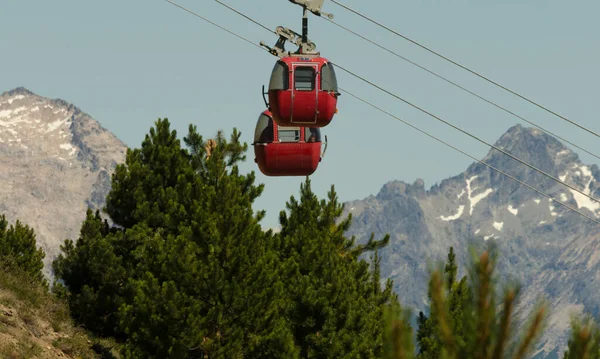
top-left (344, 124), bottom-right (600, 358)
top-left (0, 87), bottom-right (127, 278)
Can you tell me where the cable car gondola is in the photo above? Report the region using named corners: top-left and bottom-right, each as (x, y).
top-left (268, 56), bottom-right (339, 127)
top-left (253, 110), bottom-right (327, 176)
top-left (260, 0), bottom-right (340, 128)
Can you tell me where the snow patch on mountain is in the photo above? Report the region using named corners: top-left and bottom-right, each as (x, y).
top-left (568, 165), bottom-right (600, 215)
top-left (466, 175), bottom-right (493, 215)
top-left (59, 143), bottom-right (77, 156)
top-left (440, 205), bottom-right (465, 221)
top-left (493, 221), bottom-right (504, 231)
top-left (45, 117), bottom-right (70, 133)
top-left (7, 95), bottom-right (25, 105)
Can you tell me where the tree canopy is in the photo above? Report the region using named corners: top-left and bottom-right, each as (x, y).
top-left (53, 119), bottom-right (395, 358)
top-left (0, 214), bottom-right (46, 285)
top-left (49, 117), bottom-right (600, 359)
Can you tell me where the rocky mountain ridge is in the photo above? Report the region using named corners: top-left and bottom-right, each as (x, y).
top-left (0, 87), bottom-right (127, 278)
top-left (345, 124), bottom-right (600, 358)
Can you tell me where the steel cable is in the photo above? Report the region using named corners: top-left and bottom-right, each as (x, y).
top-left (164, 0), bottom-right (600, 226)
top-left (329, 0), bottom-right (600, 139)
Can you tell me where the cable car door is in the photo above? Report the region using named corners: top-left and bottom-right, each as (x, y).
top-left (291, 63), bottom-right (319, 125)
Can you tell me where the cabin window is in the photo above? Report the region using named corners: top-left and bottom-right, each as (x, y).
top-left (269, 61), bottom-right (289, 91)
top-left (304, 127), bottom-right (321, 143)
top-left (294, 67), bottom-right (315, 91)
top-left (253, 113), bottom-right (274, 143)
top-left (278, 125), bottom-right (300, 142)
top-left (321, 62), bottom-right (338, 92)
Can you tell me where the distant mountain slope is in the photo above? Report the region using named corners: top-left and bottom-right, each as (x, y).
top-left (0, 87), bottom-right (127, 278)
top-left (343, 124), bottom-right (600, 358)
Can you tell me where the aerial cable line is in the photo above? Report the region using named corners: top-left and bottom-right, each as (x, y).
top-left (328, 0), bottom-right (600, 140)
top-left (340, 88), bottom-right (600, 226)
top-left (219, 0), bottom-right (600, 162)
top-left (333, 62), bottom-right (600, 205)
top-left (163, 0), bottom-right (600, 226)
top-left (319, 16), bottom-right (600, 163)
top-left (212, 0), bottom-right (600, 206)
top-left (166, 0), bottom-right (265, 51)
top-left (215, 0), bottom-right (273, 33)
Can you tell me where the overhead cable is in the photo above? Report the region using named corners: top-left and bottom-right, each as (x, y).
top-left (164, 0), bottom-right (600, 226)
top-left (329, 0), bottom-right (600, 140)
top-left (166, 0), bottom-right (265, 51)
top-left (332, 62), bottom-right (600, 205)
top-left (338, 87), bottom-right (600, 226)
top-left (320, 16), bottom-right (600, 163)
top-left (212, 0), bottom-right (600, 206)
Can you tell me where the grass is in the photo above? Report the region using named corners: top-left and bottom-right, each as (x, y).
top-left (0, 260), bottom-right (116, 358)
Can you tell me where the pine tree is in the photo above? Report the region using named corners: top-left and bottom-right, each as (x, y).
top-left (52, 209), bottom-right (126, 337)
top-left (417, 247), bottom-right (469, 358)
top-left (389, 247), bottom-right (547, 359)
top-left (0, 215), bottom-right (46, 285)
top-left (383, 301), bottom-right (414, 359)
top-left (54, 119), bottom-right (296, 358)
top-left (277, 179), bottom-right (395, 358)
top-left (562, 316), bottom-right (600, 359)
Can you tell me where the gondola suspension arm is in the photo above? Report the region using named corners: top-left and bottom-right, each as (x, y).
top-left (259, 0), bottom-right (333, 56)
top-left (288, 0), bottom-right (334, 19)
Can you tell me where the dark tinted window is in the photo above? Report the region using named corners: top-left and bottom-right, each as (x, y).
top-left (321, 63), bottom-right (338, 92)
top-left (304, 127), bottom-right (321, 142)
top-left (269, 61), bottom-right (289, 91)
top-left (294, 67), bottom-right (315, 91)
top-left (278, 125), bottom-right (300, 142)
top-left (253, 113), bottom-right (274, 143)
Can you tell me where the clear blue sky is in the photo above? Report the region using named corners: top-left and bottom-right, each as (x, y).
top-left (2, 0), bottom-right (599, 229)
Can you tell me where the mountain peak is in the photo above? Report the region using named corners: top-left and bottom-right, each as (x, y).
top-left (494, 124), bottom-right (564, 151)
top-left (376, 178), bottom-right (426, 200)
top-left (2, 87), bottom-right (36, 97)
top-left (0, 87), bottom-right (127, 278)
top-left (472, 124), bottom-right (578, 180)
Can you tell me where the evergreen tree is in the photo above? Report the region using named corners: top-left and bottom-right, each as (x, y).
top-left (54, 119), bottom-right (296, 358)
top-left (562, 316), bottom-right (600, 359)
top-left (0, 215), bottom-right (46, 285)
top-left (383, 301), bottom-right (414, 359)
top-left (417, 247), bottom-right (469, 358)
top-left (52, 209), bottom-right (126, 337)
top-left (389, 247), bottom-right (547, 359)
top-left (277, 179), bottom-right (395, 358)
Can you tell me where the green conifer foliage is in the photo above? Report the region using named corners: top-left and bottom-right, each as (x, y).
top-left (392, 247), bottom-right (547, 359)
top-left (383, 301), bottom-right (414, 359)
top-left (563, 316), bottom-right (600, 359)
top-left (105, 119), bottom-right (197, 232)
top-left (0, 215), bottom-right (46, 285)
top-left (52, 209), bottom-right (126, 337)
top-left (416, 246), bottom-right (469, 358)
top-left (54, 119), bottom-right (296, 358)
top-left (277, 179), bottom-right (395, 358)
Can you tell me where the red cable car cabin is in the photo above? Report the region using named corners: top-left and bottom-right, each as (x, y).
top-left (253, 110), bottom-right (323, 177)
top-left (268, 56), bottom-right (339, 128)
